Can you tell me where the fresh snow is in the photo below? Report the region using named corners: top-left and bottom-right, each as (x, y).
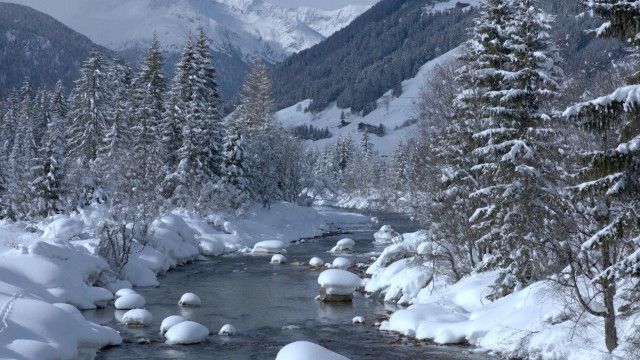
top-left (276, 341), bottom-right (350, 360)
top-left (178, 292), bottom-right (202, 307)
top-left (164, 321), bottom-right (210, 345)
top-left (318, 269), bottom-right (362, 295)
top-left (330, 257), bottom-right (352, 269)
top-left (373, 225), bottom-right (402, 244)
top-left (309, 256), bottom-right (325, 267)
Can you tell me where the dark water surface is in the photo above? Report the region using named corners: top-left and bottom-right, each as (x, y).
top-left (91, 208), bottom-right (491, 359)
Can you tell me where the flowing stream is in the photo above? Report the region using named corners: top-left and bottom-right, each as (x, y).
top-left (89, 208), bottom-right (491, 359)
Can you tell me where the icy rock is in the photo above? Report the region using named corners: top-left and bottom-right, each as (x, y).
top-left (352, 316), bottom-right (365, 324)
top-left (309, 257), bottom-right (324, 267)
top-left (115, 288), bottom-right (138, 298)
top-left (114, 293), bottom-right (146, 310)
top-left (330, 238), bottom-right (355, 253)
top-left (160, 315), bottom-right (186, 335)
top-left (178, 292), bottom-right (202, 307)
top-left (276, 341), bottom-right (350, 360)
top-left (270, 254), bottom-right (287, 264)
top-left (318, 269), bottom-right (362, 302)
top-left (331, 257), bottom-right (352, 269)
top-left (121, 309), bottom-right (153, 327)
top-left (252, 240), bottom-right (287, 254)
top-left (165, 321), bottom-right (210, 345)
top-left (218, 324), bottom-right (237, 336)
top-left (373, 225), bottom-right (403, 244)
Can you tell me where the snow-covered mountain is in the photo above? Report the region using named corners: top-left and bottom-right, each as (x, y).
top-left (6, 0), bottom-right (370, 62)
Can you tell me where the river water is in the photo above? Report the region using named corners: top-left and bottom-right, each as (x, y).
top-left (89, 208), bottom-right (491, 359)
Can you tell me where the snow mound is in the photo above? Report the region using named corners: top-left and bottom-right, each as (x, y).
top-left (276, 341), bottom-right (350, 360)
top-left (365, 258), bottom-right (431, 305)
top-left (115, 288), bottom-right (137, 298)
top-left (178, 292), bottom-right (202, 307)
top-left (121, 309), bottom-right (153, 327)
top-left (331, 257), bottom-right (352, 269)
top-left (114, 293), bottom-right (146, 310)
top-left (42, 216), bottom-right (85, 242)
top-left (252, 240), bottom-right (287, 254)
top-left (165, 321), bottom-right (210, 345)
top-left (309, 257), bottom-right (324, 267)
top-left (270, 254), bottom-right (287, 264)
top-left (318, 269), bottom-right (362, 295)
top-left (330, 238), bottom-right (355, 252)
top-left (218, 323), bottom-right (237, 336)
top-left (52, 303), bottom-right (83, 318)
top-left (160, 315), bottom-right (187, 335)
top-left (373, 225), bottom-right (403, 244)
top-left (352, 316), bottom-right (365, 324)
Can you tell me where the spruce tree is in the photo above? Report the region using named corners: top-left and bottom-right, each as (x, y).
top-left (219, 128), bottom-right (251, 213)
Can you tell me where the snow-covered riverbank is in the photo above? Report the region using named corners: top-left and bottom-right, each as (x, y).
top-left (365, 227), bottom-right (638, 360)
top-left (0, 202), bottom-right (345, 359)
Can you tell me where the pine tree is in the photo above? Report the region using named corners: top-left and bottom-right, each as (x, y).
top-left (559, 0), bottom-right (640, 352)
top-left (469, 0), bottom-right (567, 298)
top-left (234, 59), bottom-right (276, 141)
top-left (66, 50), bottom-right (111, 206)
top-left (219, 128), bottom-right (251, 213)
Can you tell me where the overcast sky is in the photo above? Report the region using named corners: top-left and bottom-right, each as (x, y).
top-left (269, 0), bottom-right (378, 10)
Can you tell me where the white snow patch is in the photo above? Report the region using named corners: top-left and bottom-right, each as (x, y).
top-left (276, 341), bottom-right (350, 360)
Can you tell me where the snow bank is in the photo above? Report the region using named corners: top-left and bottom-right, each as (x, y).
top-left (218, 323), bottom-right (237, 336)
top-left (165, 321), bottom-right (210, 345)
top-left (318, 269), bottom-right (362, 295)
top-left (252, 240), bottom-right (287, 254)
top-left (271, 254), bottom-right (287, 264)
top-left (160, 315), bottom-right (186, 334)
top-left (276, 341), bottom-right (350, 360)
top-left (330, 238), bottom-right (355, 252)
top-left (121, 309), bottom-right (153, 327)
top-left (178, 292), bottom-right (202, 307)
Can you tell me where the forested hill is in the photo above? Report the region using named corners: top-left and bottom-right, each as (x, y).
top-left (0, 2), bottom-right (109, 95)
top-left (272, 0), bottom-right (622, 116)
top-left (271, 0), bottom-right (476, 114)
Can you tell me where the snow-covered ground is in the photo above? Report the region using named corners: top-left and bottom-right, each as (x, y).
top-left (367, 226), bottom-right (638, 360)
top-left (275, 48), bottom-right (460, 156)
top-left (0, 202), bottom-right (342, 359)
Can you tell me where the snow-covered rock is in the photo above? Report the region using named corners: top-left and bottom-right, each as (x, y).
top-left (373, 225), bottom-right (403, 245)
top-left (121, 309), bottom-right (153, 327)
top-left (41, 217), bottom-right (85, 242)
top-left (352, 316), bottom-right (365, 324)
top-left (330, 238), bottom-right (355, 252)
top-left (178, 292), bottom-right (202, 307)
top-left (276, 341), bottom-right (350, 360)
top-left (270, 254), bottom-right (287, 264)
top-left (309, 257), bottom-right (325, 267)
top-left (115, 288), bottom-right (137, 298)
top-left (218, 323), bottom-right (237, 336)
top-left (160, 315), bottom-right (187, 335)
top-left (331, 257), bottom-right (352, 269)
top-left (318, 269), bottom-right (362, 296)
top-left (165, 321), bottom-right (210, 345)
top-left (114, 293), bottom-right (146, 310)
top-left (365, 258), bottom-right (431, 305)
top-left (252, 240), bottom-right (287, 254)
top-left (52, 303), bottom-right (83, 318)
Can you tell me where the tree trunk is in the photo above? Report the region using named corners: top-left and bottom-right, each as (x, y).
top-left (604, 282), bottom-right (618, 353)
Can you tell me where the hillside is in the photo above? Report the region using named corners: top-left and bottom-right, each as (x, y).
top-left (0, 2), bottom-right (109, 94)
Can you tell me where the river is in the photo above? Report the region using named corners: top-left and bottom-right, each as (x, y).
top-left (88, 208), bottom-right (491, 359)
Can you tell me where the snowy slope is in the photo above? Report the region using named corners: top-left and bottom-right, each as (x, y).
top-left (275, 48), bottom-right (460, 156)
top-left (6, 0), bottom-right (370, 62)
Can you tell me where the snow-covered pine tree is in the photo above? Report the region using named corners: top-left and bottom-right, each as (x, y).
top-left (193, 30), bottom-right (223, 179)
top-left (219, 128), bottom-right (251, 213)
top-left (31, 84), bottom-right (66, 218)
top-left (66, 49), bottom-right (111, 207)
top-left (233, 58), bottom-right (276, 141)
top-left (559, 0), bottom-right (640, 352)
top-left (32, 88), bottom-right (51, 146)
top-left (8, 80), bottom-right (38, 219)
top-left (469, 0), bottom-right (567, 298)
